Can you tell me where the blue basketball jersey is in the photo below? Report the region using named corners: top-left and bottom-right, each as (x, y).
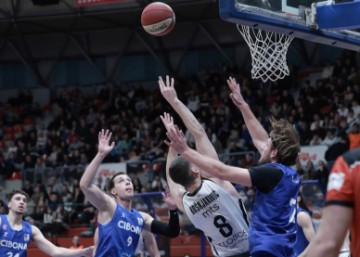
top-left (0, 214), bottom-right (33, 257)
top-left (294, 208), bottom-right (312, 255)
top-left (96, 204), bottom-right (144, 257)
top-left (249, 163), bottom-right (301, 257)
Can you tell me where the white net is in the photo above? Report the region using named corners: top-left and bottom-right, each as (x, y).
top-left (237, 25), bottom-right (294, 82)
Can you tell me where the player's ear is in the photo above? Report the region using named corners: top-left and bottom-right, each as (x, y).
top-left (190, 166), bottom-right (200, 175)
top-left (270, 149), bottom-right (278, 160)
top-left (110, 188), bottom-right (117, 197)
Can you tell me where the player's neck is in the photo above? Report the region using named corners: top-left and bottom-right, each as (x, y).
top-left (118, 199), bottom-right (132, 211)
top-left (7, 212), bottom-right (24, 227)
top-left (187, 179), bottom-right (202, 194)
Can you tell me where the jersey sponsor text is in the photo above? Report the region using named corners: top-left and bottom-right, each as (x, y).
top-left (0, 239), bottom-right (28, 250)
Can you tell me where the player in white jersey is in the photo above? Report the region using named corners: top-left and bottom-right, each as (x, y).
top-left (158, 76), bottom-right (250, 257)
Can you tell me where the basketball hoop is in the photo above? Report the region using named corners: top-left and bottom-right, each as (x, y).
top-left (237, 25), bottom-right (294, 82)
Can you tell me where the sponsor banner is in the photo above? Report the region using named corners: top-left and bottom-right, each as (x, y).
top-left (299, 145), bottom-right (328, 167)
top-left (75, 0), bottom-right (129, 7)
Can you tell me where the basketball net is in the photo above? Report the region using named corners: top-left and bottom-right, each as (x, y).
top-left (237, 25), bottom-right (294, 82)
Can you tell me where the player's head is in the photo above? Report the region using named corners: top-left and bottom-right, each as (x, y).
top-left (259, 117), bottom-right (300, 166)
top-left (169, 156), bottom-right (199, 188)
top-left (108, 172), bottom-right (134, 200)
top-left (7, 189), bottom-right (29, 214)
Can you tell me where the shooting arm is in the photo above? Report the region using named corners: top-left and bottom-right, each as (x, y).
top-left (236, 102), bottom-right (269, 152)
top-left (168, 99), bottom-right (218, 160)
top-left (166, 147), bottom-right (186, 212)
top-left (182, 148), bottom-right (252, 187)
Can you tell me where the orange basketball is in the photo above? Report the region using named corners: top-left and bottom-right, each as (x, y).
top-left (141, 2), bottom-right (175, 36)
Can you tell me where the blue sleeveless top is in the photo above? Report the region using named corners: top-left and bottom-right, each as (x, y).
top-left (0, 214), bottom-right (33, 257)
top-left (96, 204), bottom-right (144, 257)
top-left (294, 208), bottom-right (313, 255)
top-left (249, 163), bottom-right (301, 257)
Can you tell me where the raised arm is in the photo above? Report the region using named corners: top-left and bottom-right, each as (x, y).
top-left (160, 113), bottom-right (186, 212)
top-left (165, 126), bottom-right (252, 187)
top-left (159, 75), bottom-right (217, 160)
top-left (79, 129), bottom-right (115, 212)
top-left (227, 76), bottom-right (269, 152)
top-left (32, 225), bottom-right (93, 257)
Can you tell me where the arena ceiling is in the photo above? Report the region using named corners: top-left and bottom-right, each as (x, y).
top-left (0, 0), bottom-right (320, 87)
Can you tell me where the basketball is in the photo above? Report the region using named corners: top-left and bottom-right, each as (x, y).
top-left (141, 2), bottom-right (175, 36)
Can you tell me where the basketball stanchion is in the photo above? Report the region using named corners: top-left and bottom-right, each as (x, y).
top-left (236, 24), bottom-right (294, 82)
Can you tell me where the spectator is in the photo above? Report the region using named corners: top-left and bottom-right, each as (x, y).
top-left (69, 235), bottom-right (84, 250)
top-left (132, 177), bottom-right (143, 194)
top-left (322, 130), bottom-right (338, 147)
top-left (348, 123), bottom-right (360, 150)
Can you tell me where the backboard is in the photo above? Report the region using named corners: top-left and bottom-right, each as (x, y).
top-left (219, 0), bottom-right (360, 52)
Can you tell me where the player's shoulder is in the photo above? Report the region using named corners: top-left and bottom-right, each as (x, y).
top-left (341, 148), bottom-right (360, 167)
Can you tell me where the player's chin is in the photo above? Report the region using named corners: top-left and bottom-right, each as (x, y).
top-left (16, 209), bottom-right (26, 215)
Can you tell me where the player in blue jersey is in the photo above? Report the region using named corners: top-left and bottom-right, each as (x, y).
top-left (164, 76), bottom-right (301, 257)
top-left (80, 129), bottom-right (180, 257)
top-left (294, 191), bottom-right (316, 256)
top-left (0, 189), bottom-right (93, 257)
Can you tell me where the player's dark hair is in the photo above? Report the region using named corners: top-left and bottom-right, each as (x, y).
top-left (107, 172), bottom-right (127, 191)
top-left (269, 117), bottom-right (300, 166)
top-left (169, 156), bottom-right (195, 188)
top-left (7, 189), bottom-right (29, 202)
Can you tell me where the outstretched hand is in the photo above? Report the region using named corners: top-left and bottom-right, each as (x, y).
top-left (164, 125), bottom-right (188, 154)
top-left (97, 129), bottom-right (115, 156)
top-left (227, 76), bottom-right (245, 107)
top-left (158, 75), bottom-right (177, 103)
top-left (160, 112), bottom-right (175, 132)
top-left (162, 185), bottom-right (177, 210)
top-left (83, 245), bottom-right (94, 257)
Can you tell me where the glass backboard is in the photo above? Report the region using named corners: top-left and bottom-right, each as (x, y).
top-left (219, 0), bottom-right (360, 51)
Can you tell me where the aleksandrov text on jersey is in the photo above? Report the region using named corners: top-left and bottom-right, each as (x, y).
top-left (182, 179), bottom-right (249, 256)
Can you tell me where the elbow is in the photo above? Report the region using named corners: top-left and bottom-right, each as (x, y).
top-left (79, 180), bottom-right (90, 192)
top-left (192, 126), bottom-right (206, 139)
top-left (168, 227), bottom-right (181, 238)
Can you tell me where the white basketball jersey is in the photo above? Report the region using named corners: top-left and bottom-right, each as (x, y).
top-left (182, 179), bottom-right (249, 256)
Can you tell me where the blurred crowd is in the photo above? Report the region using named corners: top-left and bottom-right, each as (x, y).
top-left (0, 50), bottom-right (359, 236)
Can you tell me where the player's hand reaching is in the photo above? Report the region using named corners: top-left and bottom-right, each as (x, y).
top-left (97, 129), bottom-right (115, 156)
top-left (227, 76), bottom-right (246, 107)
top-left (162, 185), bottom-right (177, 210)
top-left (160, 112), bottom-right (175, 132)
top-left (165, 125), bottom-right (189, 154)
top-left (83, 245), bottom-right (94, 256)
top-left (158, 75), bottom-right (177, 104)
